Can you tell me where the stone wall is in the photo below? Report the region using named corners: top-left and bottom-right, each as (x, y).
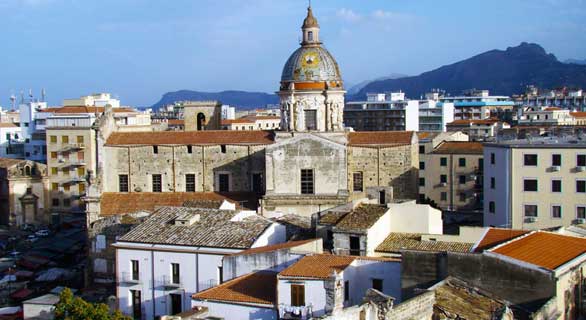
top-left (384, 290), bottom-right (435, 320)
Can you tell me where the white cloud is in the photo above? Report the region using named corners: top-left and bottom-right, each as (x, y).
top-left (336, 8), bottom-right (362, 23)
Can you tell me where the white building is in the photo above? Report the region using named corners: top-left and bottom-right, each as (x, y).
top-left (0, 123), bottom-right (23, 158)
top-left (344, 92), bottom-right (419, 131)
top-left (418, 99), bottom-right (454, 132)
top-left (20, 101), bottom-right (49, 162)
top-left (483, 137), bottom-right (586, 230)
top-left (439, 90), bottom-right (515, 122)
top-left (114, 206), bottom-right (286, 319)
top-left (221, 105), bottom-right (235, 120)
top-left (518, 107), bottom-right (577, 126)
top-left (63, 93), bottom-right (121, 108)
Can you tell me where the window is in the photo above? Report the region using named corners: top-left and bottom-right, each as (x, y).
top-left (524, 205), bottom-right (538, 217)
top-left (63, 198), bottom-right (71, 207)
top-left (524, 154), bottom-right (538, 166)
top-left (50, 135), bottom-right (57, 143)
top-left (578, 155), bottom-right (586, 167)
top-left (459, 175), bottom-right (466, 184)
top-left (220, 145), bottom-right (226, 153)
top-left (63, 185), bottom-right (70, 192)
top-left (344, 281), bottom-right (349, 302)
top-left (186, 174), bottom-right (196, 192)
top-left (478, 158), bottom-right (484, 170)
top-left (440, 157), bottom-right (447, 166)
top-left (79, 183), bottom-right (85, 193)
top-left (490, 153), bottom-right (495, 165)
top-left (304, 110), bottom-right (317, 130)
top-left (523, 179), bottom-right (538, 192)
top-left (131, 260), bottom-right (139, 280)
top-left (458, 158), bottom-right (466, 167)
top-left (353, 172), bottom-right (363, 192)
top-left (62, 136), bottom-right (69, 144)
top-left (77, 151), bottom-right (84, 161)
top-left (119, 175), bottom-right (129, 192)
top-left (552, 205), bottom-right (562, 218)
top-left (153, 146), bottom-right (158, 154)
top-left (419, 178), bottom-right (425, 187)
top-left (440, 192), bottom-right (447, 201)
top-left (63, 168), bottom-right (69, 176)
top-left (552, 154), bottom-right (561, 166)
top-left (577, 180), bottom-right (586, 193)
top-left (490, 177), bottom-right (495, 189)
top-left (440, 174), bottom-right (447, 184)
top-left (77, 167), bottom-right (85, 176)
top-left (552, 180), bottom-right (562, 193)
top-left (419, 161), bottom-right (425, 170)
top-left (291, 284), bottom-right (305, 306)
top-left (301, 169), bottom-right (314, 194)
top-left (307, 30), bottom-right (313, 41)
top-left (52, 198), bottom-right (59, 206)
top-left (218, 174), bottom-right (230, 192)
top-left (187, 145), bottom-right (192, 154)
top-left (171, 263), bottom-right (180, 284)
top-left (52, 183), bottom-right (59, 191)
top-left (459, 192), bottom-right (466, 202)
top-left (578, 206), bottom-right (586, 219)
top-left (51, 152), bottom-right (57, 159)
top-left (489, 201), bottom-right (495, 213)
top-left (349, 236), bottom-right (360, 256)
top-left (77, 136), bottom-right (84, 144)
top-left (372, 279), bottom-right (383, 292)
top-left (51, 167), bottom-right (58, 175)
top-left (419, 145), bottom-right (425, 154)
top-left (152, 174), bottom-right (162, 192)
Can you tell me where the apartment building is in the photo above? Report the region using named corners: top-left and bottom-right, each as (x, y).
top-left (344, 92), bottom-right (419, 131)
top-left (446, 119), bottom-right (510, 141)
top-left (484, 137), bottom-right (586, 230)
top-left (518, 107), bottom-right (576, 126)
top-left (518, 87), bottom-right (586, 111)
top-left (418, 99), bottom-right (454, 132)
top-left (419, 141), bottom-right (484, 212)
top-left (220, 115), bottom-right (281, 131)
top-left (440, 90), bottom-right (515, 122)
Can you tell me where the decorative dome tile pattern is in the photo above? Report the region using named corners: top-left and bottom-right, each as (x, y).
top-left (281, 46), bottom-right (342, 83)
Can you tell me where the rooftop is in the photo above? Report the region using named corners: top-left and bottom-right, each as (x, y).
top-left (333, 204), bottom-right (388, 232)
top-left (0, 123), bottom-right (18, 128)
top-left (99, 192), bottom-right (234, 216)
top-left (490, 231), bottom-right (586, 271)
top-left (105, 130), bottom-right (275, 146)
top-left (432, 141), bottom-right (484, 155)
top-left (447, 119), bottom-right (500, 126)
top-left (347, 131), bottom-right (415, 146)
top-left (229, 239), bottom-right (319, 257)
top-left (473, 228), bottom-right (528, 252)
top-left (193, 271), bottom-right (277, 306)
top-left (0, 158), bottom-right (27, 168)
top-left (485, 136), bottom-right (586, 148)
top-left (571, 112), bottom-right (586, 118)
top-left (118, 206), bottom-right (273, 249)
top-left (376, 233), bottom-right (473, 254)
top-left (49, 106), bottom-right (136, 114)
top-left (278, 254), bottom-right (356, 279)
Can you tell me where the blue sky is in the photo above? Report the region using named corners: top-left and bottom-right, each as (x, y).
top-left (1, 0), bottom-right (585, 107)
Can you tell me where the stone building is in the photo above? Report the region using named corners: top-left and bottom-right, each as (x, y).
top-left (86, 6), bottom-right (419, 222)
top-left (0, 158), bottom-right (49, 226)
top-left (183, 101), bottom-right (222, 131)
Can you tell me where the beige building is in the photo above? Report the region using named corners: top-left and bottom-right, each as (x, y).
top-left (419, 141), bottom-right (484, 212)
top-left (446, 119), bottom-right (510, 141)
top-left (518, 107), bottom-right (576, 126)
top-left (0, 158), bottom-right (49, 226)
top-left (183, 101), bottom-right (222, 131)
top-left (484, 137), bottom-right (586, 230)
top-left (220, 115), bottom-right (281, 131)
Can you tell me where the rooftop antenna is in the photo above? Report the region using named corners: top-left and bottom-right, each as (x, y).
top-left (41, 88), bottom-right (46, 102)
top-left (9, 94), bottom-right (16, 110)
top-left (19, 90), bottom-right (24, 104)
top-left (28, 89), bottom-right (33, 102)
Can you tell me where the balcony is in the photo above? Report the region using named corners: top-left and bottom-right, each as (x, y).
top-left (119, 272), bottom-right (141, 285)
top-left (157, 275), bottom-right (183, 290)
top-left (58, 143), bottom-right (85, 153)
top-left (61, 176), bottom-right (86, 185)
top-left (279, 304), bottom-right (313, 320)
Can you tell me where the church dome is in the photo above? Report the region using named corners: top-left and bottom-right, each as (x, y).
top-left (281, 46), bottom-right (342, 83)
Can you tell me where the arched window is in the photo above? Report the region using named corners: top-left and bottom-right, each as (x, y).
top-left (24, 166), bottom-right (31, 176)
top-left (308, 31), bottom-right (313, 41)
top-left (197, 113), bottom-right (206, 131)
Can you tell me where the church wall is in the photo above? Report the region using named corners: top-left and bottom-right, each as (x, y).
top-left (348, 144), bottom-right (418, 200)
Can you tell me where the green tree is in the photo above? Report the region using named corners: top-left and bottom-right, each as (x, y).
top-left (54, 288), bottom-right (130, 320)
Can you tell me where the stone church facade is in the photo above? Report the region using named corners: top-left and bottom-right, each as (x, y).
top-left (84, 7), bottom-right (419, 221)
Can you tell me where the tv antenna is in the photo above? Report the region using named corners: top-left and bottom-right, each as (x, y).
top-left (9, 94), bottom-right (16, 110)
top-left (41, 88), bottom-right (46, 102)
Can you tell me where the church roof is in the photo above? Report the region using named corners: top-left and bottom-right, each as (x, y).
top-left (105, 130), bottom-right (275, 146)
top-left (302, 6), bottom-right (319, 28)
top-left (348, 131), bottom-right (416, 146)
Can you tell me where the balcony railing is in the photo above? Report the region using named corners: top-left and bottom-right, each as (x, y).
top-left (279, 304), bottom-right (313, 320)
top-left (157, 275), bottom-right (183, 290)
top-left (58, 143), bottom-right (85, 153)
top-left (119, 272), bottom-right (141, 285)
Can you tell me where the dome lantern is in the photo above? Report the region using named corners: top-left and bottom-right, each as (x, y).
top-left (302, 6), bottom-right (320, 45)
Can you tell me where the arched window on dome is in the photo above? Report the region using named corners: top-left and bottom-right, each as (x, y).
top-left (308, 31), bottom-right (313, 42)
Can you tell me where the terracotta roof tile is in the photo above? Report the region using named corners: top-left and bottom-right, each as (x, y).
top-left (375, 233), bottom-right (473, 253)
top-left (278, 254), bottom-right (356, 279)
top-left (229, 239), bottom-right (319, 256)
top-left (334, 204), bottom-right (387, 231)
top-left (167, 119), bottom-right (184, 125)
top-left (543, 107), bottom-right (562, 111)
top-left (105, 130), bottom-right (274, 146)
top-left (571, 112), bottom-right (586, 118)
top-left (193, 271), bottom-right (277, 306)
top-left (221, 118), bottom-right (255, 125)
top-left (474, 228), bottom-right (528, 252)
top-left (348, 131), bottom-right (415, 146)
top-left (119, 206), bottom-right (273, 248)
top-left (491, 231), bottom-right (586, 270)
top-left (432, 141), bottom-right (484, 155)
top-left (99, 192), bottom-right (235, 216)
top-left (0, 123), bottom-right (18, 128)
